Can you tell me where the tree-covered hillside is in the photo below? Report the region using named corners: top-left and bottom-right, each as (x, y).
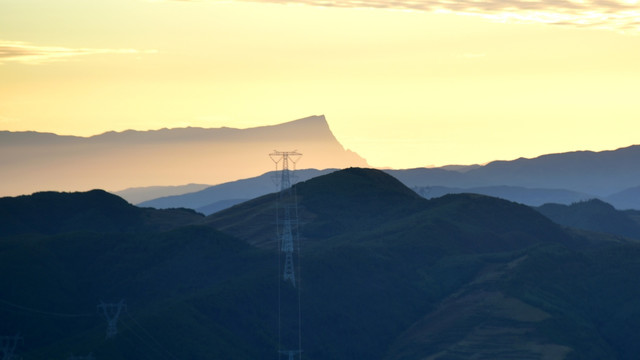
top-left (2, 168), bottom-right (640, 359)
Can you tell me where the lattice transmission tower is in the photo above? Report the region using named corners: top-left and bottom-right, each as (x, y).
top-left (0, 334), bottom-right (22, 360)
top-left (97, 300), bottom-right (127, 339)
top-left (269, 150), bottom-right (303, 360)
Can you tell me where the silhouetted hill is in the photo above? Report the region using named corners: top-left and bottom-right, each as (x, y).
top-left (415, 185), bottom-right (593, 207)
top-left (4, 169), bottom-right (640, 359)
top-left (204, 168), bottom-right (427, 245)
top-left (114, 183), bottom-right (211, 205)
top-left (536, 199), bottom-right (640, 240)
top-left (386, 241), bottom-right (640, 360)
top-left (386, 167), bottom-right (479, 188)
top-left (128, 167), bottom-right (474, 213)
top-left (205, 168), bottom-right (567, 249)
top-left (195, 198), bottom-right (248, 215)
top-left (465, 145), bottom-right (640, 196)
top-left (0, 225), bottom-right (273, 359)
top-left (605, 186), bottom-right (640, 210)
top-left (0, 115), bottom-right (367, 197)
top-left (0, 190), bottom-right (203, 236)
top-left (294, 167), bottom-right (425, 235)
top-left (204, 168), bottom-right (590, 359)
top-left (138, 169), bottom-right (336, 214)
top-left (385, 146), bottom-right (640, 207)
top-left (136, 144), bottom-right (640, 214)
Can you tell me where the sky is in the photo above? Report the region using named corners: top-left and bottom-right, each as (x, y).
top-left (1, 0), bottom-right (640, 169)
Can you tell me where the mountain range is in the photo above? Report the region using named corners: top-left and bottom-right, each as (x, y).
top-left (0, 115), bottom-right (367, 197)
top-left (4, 114), bottom-right (640, 210)
top-left (386, 145), bottom-right (640, 205)
top-left (136, 169), bottom-right (337, 214)
top-left (127, 144), bottom-right (640, 214)
top-left (3, 168), bottom-right (640, 359)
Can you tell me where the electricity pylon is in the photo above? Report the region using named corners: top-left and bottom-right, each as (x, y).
top-left (269, 150), bottom-right (303, 360)
top-left (97, 300), bottom-right (127, 339)
top-left (269, 151), bottom-right (302, 287)
top-left (0, 334), bottom-right (22, 360)
top-left (279, 349), bottom-right (302, 360)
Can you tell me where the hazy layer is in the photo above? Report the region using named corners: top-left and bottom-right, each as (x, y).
top-left (0, 116), bottom-right (367, 196)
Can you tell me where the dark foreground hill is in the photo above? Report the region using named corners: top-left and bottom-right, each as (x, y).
top-left (536, 199), bottom-right (640, 240)
top-left (0, 189), bottom-right (204, 236)
top-left (3, 168), bottom-right (640, 359)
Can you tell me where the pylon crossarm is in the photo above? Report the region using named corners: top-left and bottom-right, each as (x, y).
top-left (98, 300), bottom-right (127, 338)
top-left (0, 334), bottom-right (22, 360)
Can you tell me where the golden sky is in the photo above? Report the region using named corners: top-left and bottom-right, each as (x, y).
top-left (1, 0), bottom-right (639, 168)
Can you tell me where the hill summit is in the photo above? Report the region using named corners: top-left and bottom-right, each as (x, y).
top-left (0, 189), bottom-right (203, 236)
top-left (205, 167), bottom-right (567, 249)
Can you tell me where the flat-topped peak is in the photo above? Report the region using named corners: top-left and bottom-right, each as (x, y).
top-left (286, 114), bottom-right (327, 124)
top-left (268, 114), bottom-right (331, 133)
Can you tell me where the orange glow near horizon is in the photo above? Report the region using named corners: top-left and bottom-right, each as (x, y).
top-left (1, 0), bottom-right (640, 168)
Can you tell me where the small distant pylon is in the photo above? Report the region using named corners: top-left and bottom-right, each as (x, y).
top-left (67, 353), bottom-right (95, 360)
top-left (279, 349), bottom-right (302, 360)
top-left (97, 300), bottom-right (127, 339)
top-left (0, 334), bottom-right (22, 360)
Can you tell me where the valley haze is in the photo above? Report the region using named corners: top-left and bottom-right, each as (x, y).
top-left (0, 115), bottom-right (366, 197)
top-left (3, 115), bottom-right (640, 211)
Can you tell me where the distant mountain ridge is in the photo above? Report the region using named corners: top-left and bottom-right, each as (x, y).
top-left (128, 143), bottom-right (640, 214)
top-left (0, 115), bottom-right (368, 197)
top-left (384, 145), bottom-right (640, 197)
top-left (464, 145), bottom-right (640, 196)
top-left (5, 115), bottom-right (640, 209)
top-left (605, 186), bottom-right (640, 210)
top-left (115, 183), bottom-right (211, 205)
top-left (136, 169), bottom-right (337, 214)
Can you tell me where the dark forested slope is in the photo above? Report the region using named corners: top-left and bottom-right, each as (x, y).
top-left (2, 168), bottom-right (640, 359)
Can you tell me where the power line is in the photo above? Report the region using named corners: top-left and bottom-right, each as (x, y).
top-left (124, 314), bottom-right (180, 360)
top-left (120, 320), bottom-right (172, 360)
top-left (270, 150), bottom-right (303, 360)
top-left (1, 297), bottom-right (181, 359)
top-left (0, 334), bottom-right (22, 360)
top-left (119, 330), bottom-right (156, 360)
top-left (0, 298), bottom-right (93, 318)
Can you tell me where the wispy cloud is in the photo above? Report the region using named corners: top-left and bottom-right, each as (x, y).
top-left (163, 0), bottom-right (640, 32)
top-left (0, 40), bottom-right (157, 65)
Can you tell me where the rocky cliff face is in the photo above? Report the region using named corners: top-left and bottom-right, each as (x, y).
top-left (0, 115), bottom-right (368, 196)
